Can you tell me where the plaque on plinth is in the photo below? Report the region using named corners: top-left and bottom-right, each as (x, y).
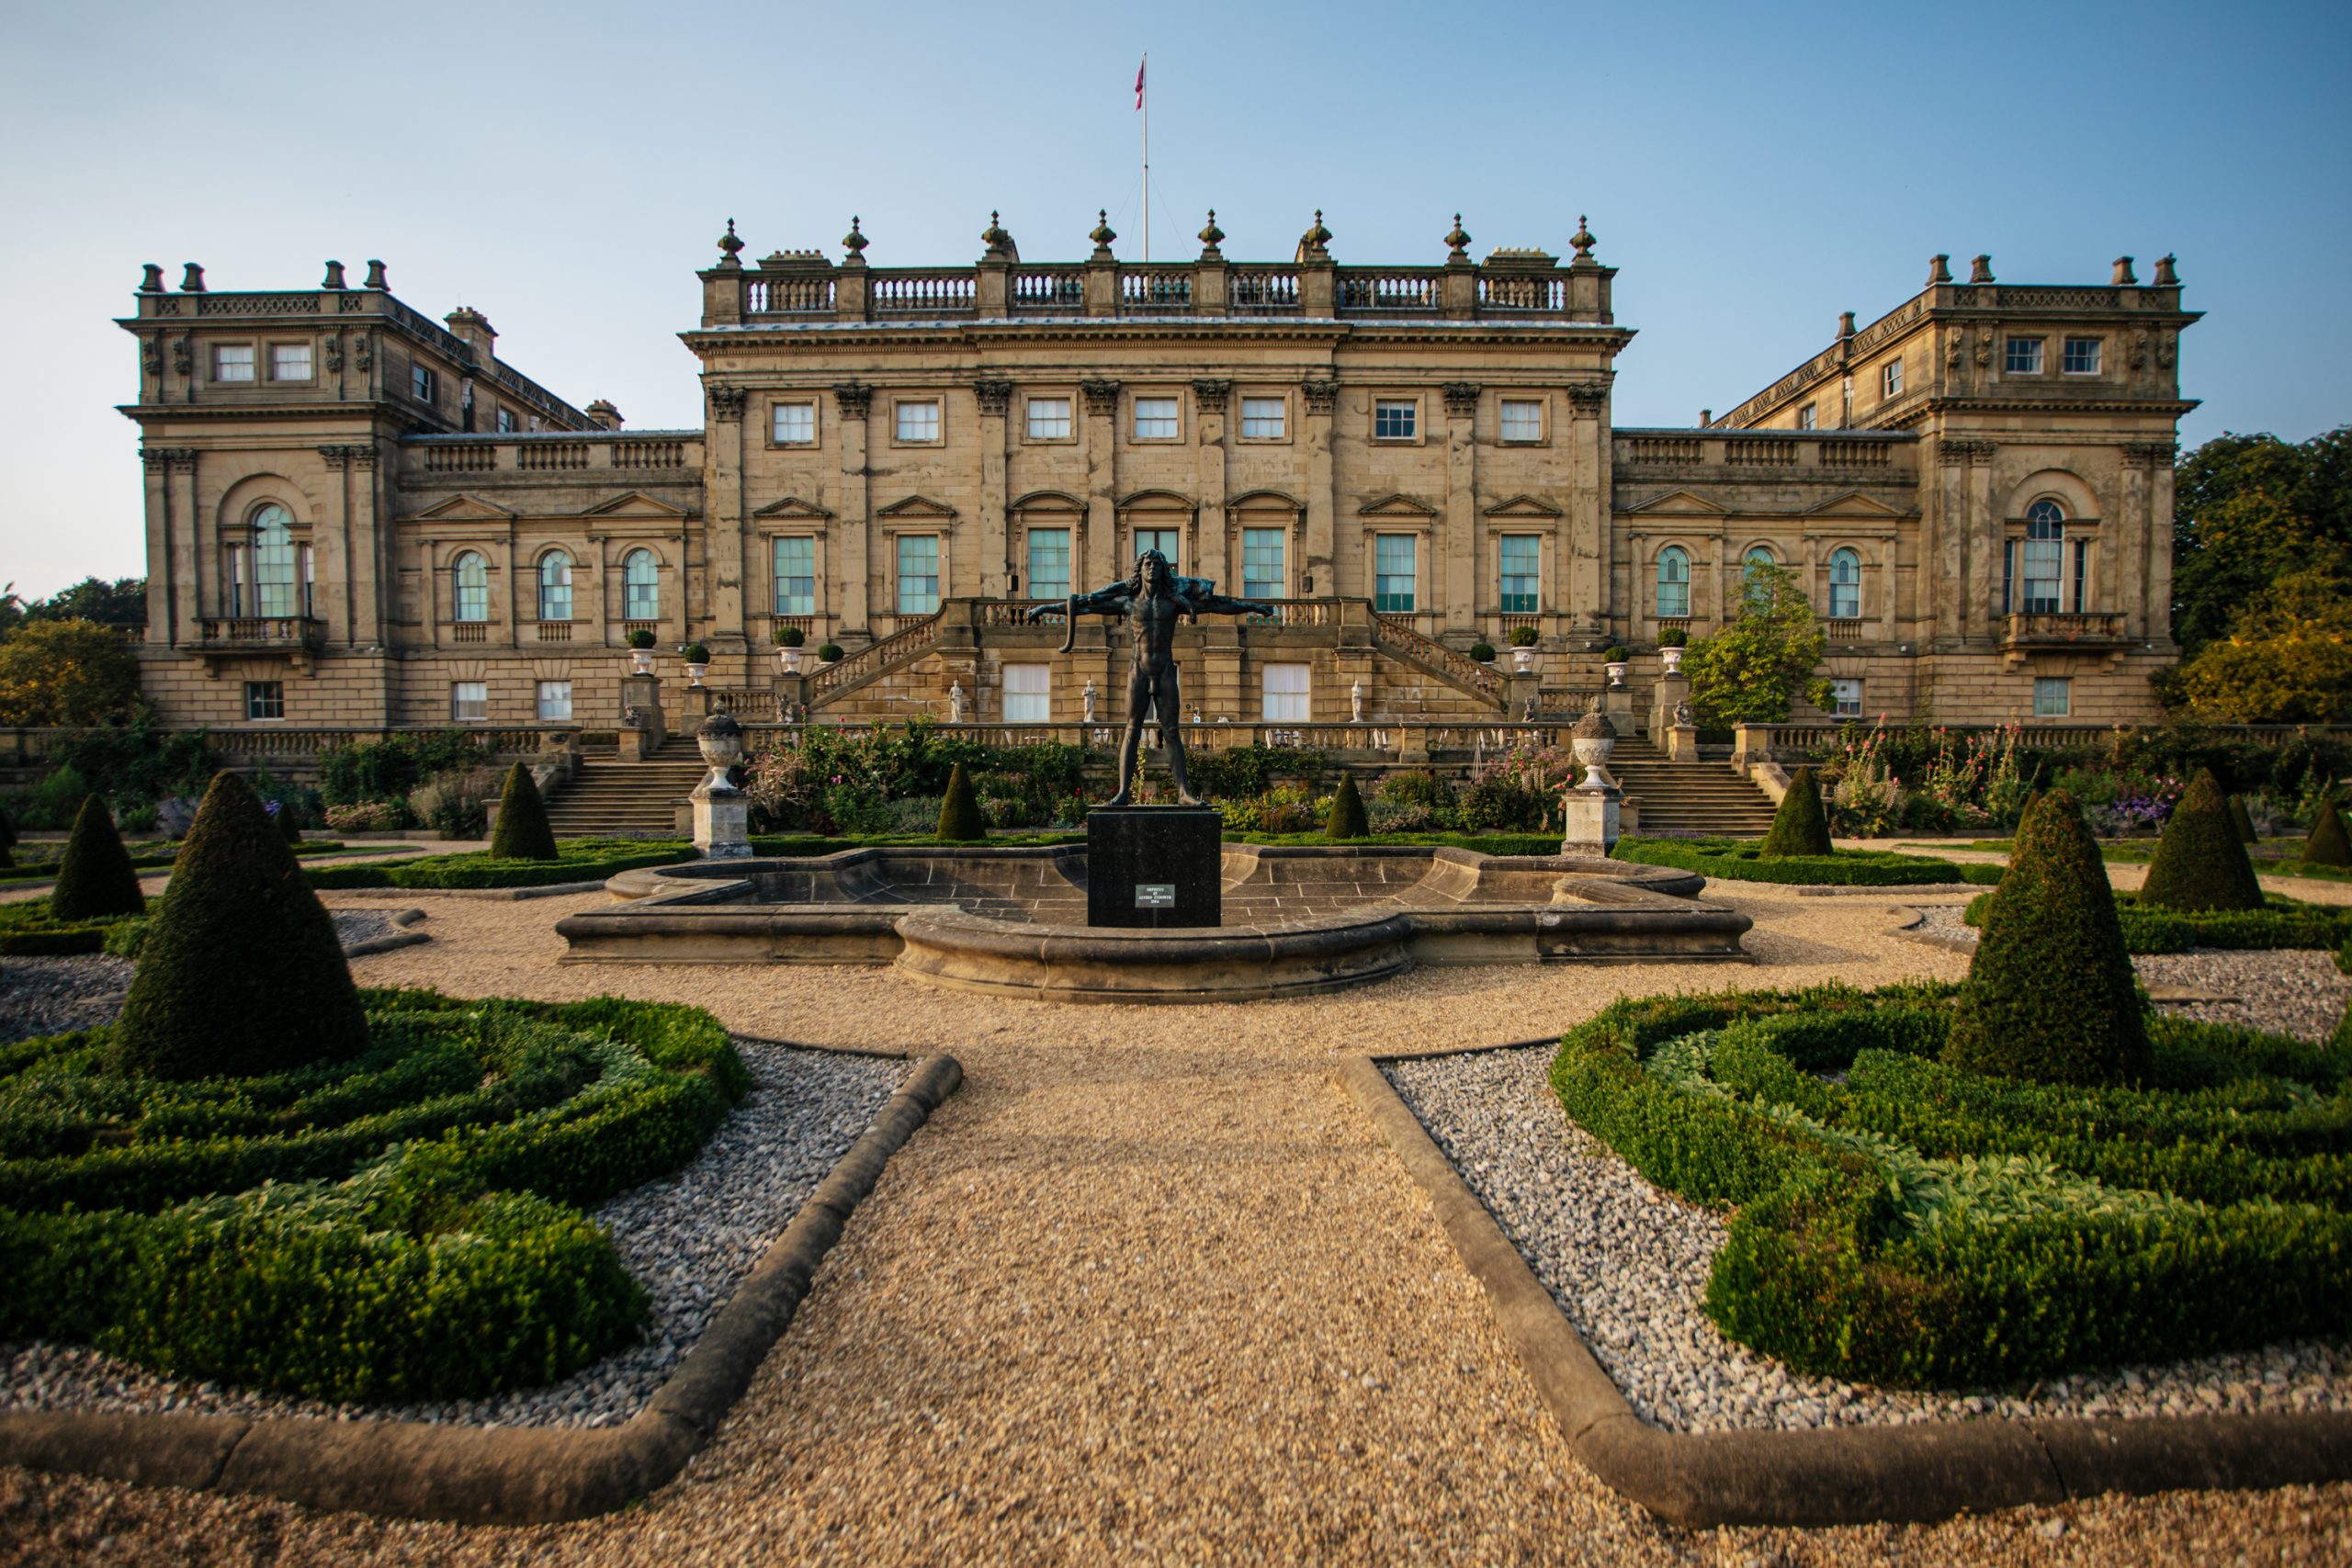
top-left (1086, 806), bottom-right (1221, 928)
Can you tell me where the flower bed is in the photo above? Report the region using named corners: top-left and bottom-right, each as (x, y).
top-left (1610, 836), bottom-right (2001, 887)
top-left (1549, 983), bottom-right (2352, 1387)
top-left (0, 989), bottom-right (744, 1401)
top-left (1961, 890), bottom-right (2352, 953)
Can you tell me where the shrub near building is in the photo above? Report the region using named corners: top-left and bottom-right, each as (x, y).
top-left (489, 761), bottom-right (560, 861)
top-left (2139, 770), bottom-right (2266, 912)
top-left (49, 795), bottom-right (145, 922)
top-left (1758, 766), bottom-right (1833, 858)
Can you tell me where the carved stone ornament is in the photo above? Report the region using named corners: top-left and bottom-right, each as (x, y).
top-left (323, 334), bottom-right (343, 373)
top-left (1946, 329), bottom-right (1966, 369)
top-left (2123, 441), bottom-right (2177, 469)
top-left (1089, 209), bottom-right (1118, 260)
top-left (974, 378), bottom-right (1013, 417)
top-left (979, 210), bottom-right (1015, 257)
top-left (1565, 381), bottom-right (1609, 412)
top-left (141, 337), bottom-right (161, 375)
top-left (1569, 215), bottom-right (1596, 262)
top-left (842, 216), bottom-right (868, 258)
top-left (1197, 209), bottom-right (1225, 256)
top-left (1296, 209), bottom-right (1333, 260)
top-left (1442, 382), bottom-right (1481, 418)
top-left (1444, 214), bottom-right (1471, 261)
top-left (169, 338), bottom-right (192, 376)
top-left (355, 331), bottom-right (373, 372)
top-left (1301, 379), bottom-right (1340, 415)
top-left (1080, 378), bottom-right (1122, 416)
top-left (317, 446), bottom-right (351, 470)
top-left (2130, 331), bottom-right (2150, 369)
top-left (708, 385), bottom-right (748, 421)
top-left (832, 382), bottom-right (873, 419)
top-left (2157, 332), bottom-right (2177, 369)
top-left (1190, 378), bottom-right (1231, 414)
top-left (716, 218), bottom-right (744, 269)
top-left (1973, 329), bottom-right (1994, 368)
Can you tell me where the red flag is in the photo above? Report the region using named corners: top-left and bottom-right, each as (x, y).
top-left (1136, 58), bottom-right (1146, 109)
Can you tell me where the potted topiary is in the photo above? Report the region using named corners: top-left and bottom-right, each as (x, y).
top-left (1470, 641), bottom-right (1498, 665)
top-left (681, 642), bottom-right (711, 686)
top-left (1508, 625), bottom-right (1540, 673)
top-left (774, 623), bottom-right (806, 673)
top-left (1603, 645), bottom-right (1630, 687)
top-left (626, 627), bottom-right (656, 674)
top-left (817, 641), bottom-right (843, 667)
top-left (1658, 626), bottom-right (1688, 675)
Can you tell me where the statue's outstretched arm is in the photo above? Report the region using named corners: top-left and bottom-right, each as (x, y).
top-left (1023, 582), bottom-right (1131, 625)
top-left (1188, 590), bottom-right (1278, 619)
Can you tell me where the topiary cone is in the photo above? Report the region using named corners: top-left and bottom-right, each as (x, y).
top-left (111, 772), bottom-right (368, 1081)
top-left (0, 801), bottom-right (15, 868)
top-left (51, 795), bottom-right (145, 921)
top-left (1758, 766), bottom-right (1832, 858)
top-left (1945, 788), bottom-right (2149, 1088)
top-left (936, 762), bottom-right (987, 842)
top-left (2306, 796), bottom-right (2351, 869)
top-left (489, 762), bottom-right (559, 861)
top-left (2140, 770), bottom-right (2264, 912)
top-left (1327, 774), bottom-right (1369, 840)
top-left (2228, 794), bottom-right (2258, 846)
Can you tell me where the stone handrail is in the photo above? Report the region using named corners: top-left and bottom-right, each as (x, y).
top-left (808, 608), bottom-right (947, 696)
top-left (1371, 614), bottom-right (1506, 701)
top-left (1732, 719), bottom-right (2352, 767)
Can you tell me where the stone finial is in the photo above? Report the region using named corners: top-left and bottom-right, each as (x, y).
top-left (717, 218), bottom-right (744, 269)
top-left (1838, 310), bottom-right (1857, 338)
top-left (178, 263), bottom-right (207, 293)
top-left (2153, 253), bottom-right (2179, 286)
top-left (1443, 213), bottom-right (1471, 261)
top-left (322, 259), bottom-right (346, 288)
top-left (1572, 708), bottom-right (1616, 740)
top-left (1296, 209), bottom-right (1333, 260)
top-left (585, 399), bottom-right (622, 430)
top-left (364, 259), bottom-right (389, 289)
top-left (2112, 255), bottom-right (2137, 286)
top-left (138, 264), bottom-right (164, 293)
top-left (1928, 254), bottom-right (1952, 285)
top-left (842, 216), bottom-right (868, 258)
top-left (1570, 215), bottom-right (1596, 261)
top-left (1197, 209), bottom-right (1225, 254)
top-left (1089, 209), bottom-right (1118, 259)
top-left (1968, 254), bottom-right (1994, 284)
top-left (980, 209), bottom-right (1015, 257)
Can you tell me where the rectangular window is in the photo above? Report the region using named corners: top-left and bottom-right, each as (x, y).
top-left (537, 680), bottom-right (573, 721)
top-left (2063, 336), bottom-right (2102, 375)
top-left (2033, 677), bottom-right (2072, 717)
top-left (1374, 534), bottom-right (1417, 613)
top-left (452, 681), bottom-right (489, 722)
top-left (1880, 359), bottom-right (1903, 400)
top-left (1373, 399), bottom-right (1417, 441)
top-left (412, 364), bottom-right (437, 403)
top-left (2005, 337), bottom-right (2044, 375)
top-left (1025, 397), bottom-right (1071, 441)
top-left (893, 400), bottom-right (940, 443)
top-left (1002, 664), bottom-right (1050, 723)
top-left (1796, 402), bottom-right (1818, 431)
top-left (1134, 527), bottom-right (1180, 569)
top-left (773, 536), bottom-right (816, 615)
top-left (772, 400), bottom-right (817, 445)
top-left (1830, 575), bottom-right (1860, 621)
top-left (270, 344), bottom-right (311, 380)
top-left (1241, 528), bottom-right (1285, 599)
top-left (1026, 527), bottom-right (1071, 602)
top-left (1132, 396), bottom-right (1180, 440)
top-left (213, 344), bottom-right (255, 382)
top-left (494, 407), bottom-right (517, 434)
top-left (2073, 538), bottom-right (2089, 614)
top-left (1831, 678), bottom-right (1864, 719)
top-left (1261, 662), bottom-right (1310, 723)
top-left (2022, 532), bottom-right (2064, 615)
top-left (1239, 397), bottom-right (1286, 439)
top-left (1498, 536), bottom-right (1541, 614)
top-left (1498, 400), bottom-right (1544, 442)
top-left (243, 680), bottom-right (284, 720)
top-left (896, 534), bottom-right (940, 615)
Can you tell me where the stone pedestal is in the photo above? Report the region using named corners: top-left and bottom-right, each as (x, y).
top-left (1086, 806), bottom-right (1221, 928)
top-left (1649, 671), bottom-right (1689, 739)
top-left (692, 787), bottom-right (750, 859)
top-left (1667, 723), bottom-right (1701, 763)
top-left (1560, 786), bottom-right (1623, 854)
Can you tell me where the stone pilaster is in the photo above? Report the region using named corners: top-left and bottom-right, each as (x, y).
top-left (975, 379), bottom-right (1012, 596)
top-left (1193, 379), bottom-right (1230, 588)
top-left (833, 383), bottom-right (872, 637)
top-left (707, 383), bottom-right (749, 649)
top-left (1302, 378), bottom-right (1338, 594)
top-left (1565, 381), bottom-right (1610, 642)
top-left (1442, 381), bottom-right (1479, 635)
top-left (1081, 378), bottom-right (1121, 587)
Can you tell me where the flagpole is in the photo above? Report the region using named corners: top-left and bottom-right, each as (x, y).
top-left (1140, 51), bottom-right (1150, 263)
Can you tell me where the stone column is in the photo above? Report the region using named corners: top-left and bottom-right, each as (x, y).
top-left (1566, 382), bottom-right (1611, 644)
top-left (1081, 378), bottom-right (1121, 587)
top-left (833, 383), bottom-right (872, 638)
top-left (314, 446), bottom-right (353, 646)
top-left (140, 449), bottom-right (175, 646)
top-left (1967, 443), bottom-right (2000, 643)
top-left (2135, 442), bottom-right (2178, 645)
top-left (1193, 379), bottom-right (1230, 588)
top-left (1932, 439), bottom-right (1969, 648)
top-left (707, 384), bottom-right (749, 651)
top-left (1879, 533), bottom-right (1898, 645)
top-left (976, 379), bottom-right (1012, 597)
top-left (169, 450), bottom-right (202, 636)
top-left (1303, 378), bottom-right (1338, 594)
top-left (1442, 382), bottom-right (1479, 637)
top-left (351, 443), bottom-right (388, 650)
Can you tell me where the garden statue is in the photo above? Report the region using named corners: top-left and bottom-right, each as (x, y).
top-left (948, 681), bottom-right (965, 723)
top-left (1031, 548), bottom-right (1274, 806)
top-left (1083, 677), bottom-right (1099, 723)
top-left (1351, 679), bottom-right (1364, 723)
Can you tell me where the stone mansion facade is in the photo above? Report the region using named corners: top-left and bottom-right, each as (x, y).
top-left (118, 212), bottom-right (2198, 736)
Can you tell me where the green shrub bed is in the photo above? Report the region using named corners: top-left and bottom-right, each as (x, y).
top-left (0, 989), bottom-right (745, 1401)
top-left (306, 839), bottom-right (699, 890)
top-left (0, 897), bottom-right (160, 956)
top-left (1612, 836), bottom-right (2003, 886)
top-left (1960, 890), bottom-right (2352, 953)
top-left (1941, 840), bottom-right (2352, 883)
top-left (1549, 983), bottom-right (2352, 1386)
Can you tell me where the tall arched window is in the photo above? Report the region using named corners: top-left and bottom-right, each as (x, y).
top-left (226, 503), bottom-right (311, 619)
top-left (537, 549), bottom-right (573, 623)
top-left (623, 549), bottom-right (659, 622)
top-left (2010, 500), bottom-right (2066, 615)
top-left (1742, 545), bottom-right (1778, 612)
top-left (1656, 547), bottom-right (1690, 619)
top-left (1828, 547), bottom-right (1861, 620)
top-left (453, 551), bottom-right (489, 623)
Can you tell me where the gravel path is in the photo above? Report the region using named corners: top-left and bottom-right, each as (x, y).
top-left (5, 880), bottom-right (2347, 1564)
top-left (3, 1042), bottom-right (906, 1429)
top-left (1388, 1044), bottom-right (2351, 1435)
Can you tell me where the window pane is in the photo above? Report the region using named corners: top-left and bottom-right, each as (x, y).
top-left (2022, 534), bottom-right (2063, 614)
top-left (773, 402), bottom-right (816, 443)
top-left (452, 682), bottom-right (488, 721)
top-left (1832, 679), bottom-right (1863, 718)
top-left (624, 550), bottom-right (660, 621)
top-left (1743, 547), bottom-right (1777, 611)
top-left (1027, 527), bottom-right (1071, 601)
top-left (773, 536), bottom-right (816, 615)
top-left (1261, 662), bottom-right (1310, 722)
top-left (1797, 403), bottom-right (1817, 430)
top-left (214, 344), bottom-right (254, 381)
top-left (454, 552), bottom-right (488, 622)
top-left (537, 680), bottom-right (572, 721)
top-left (2005, 337), bottom-right (2044, 374)
top-left (1241, 528), bottom-right (1285, 599)
top-left (243, 681), bottom-right (283, 720)
top-left (1133, 397), bottom-right (1179, 439)
top-left (495, 408), bottom-right (516, 433)
top-left (1239, 398), bottom-right (1286, 439)
top-left (1657, 547), bottom-right (1690, 619)
top-left (2033, 677), bottom-right (2071, 717)
top-left (1881, 360), bottom-right (1902, 399)
top-left (271, 344), bottom-right (311, 380)
top-left (1829, 548), bottom-right (1860, 619)
top-left (897, 535), bottom-right (940, 615)
top-left (895, 400), bottom-right (940, 442)
top-left (1498, 535), bottom-right (1540, 613)
top-left (1134, 528), bottom-right (1180, 569)
top-left (1003, 664), bottom-right (1050, 722)
top-left (1026, 398), bottom-right (1071, 440)
top-left (412, 365), bottom-right (435, 401)
top-left (1498, 400), bottom-right (1543, 442)
top-left (2064, 337), bottom-right (2102, 375)
top-left (1374, 534), bottom-right (1416, 612)
top-left (252, 507), bottom-right (299, 617)
top-left (538, 551), bottom-right (572, 621)
top-left (1374, 400), bottom-right (1416, 440)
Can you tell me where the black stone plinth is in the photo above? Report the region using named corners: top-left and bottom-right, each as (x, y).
top-left (1085, 807), bottom-right (1222, 928)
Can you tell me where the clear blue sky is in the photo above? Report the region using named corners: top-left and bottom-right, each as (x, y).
top-left (2, 0), bottom-right (2345, 598)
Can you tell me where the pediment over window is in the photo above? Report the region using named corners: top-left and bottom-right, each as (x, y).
top-left (1481, 493), bottom-right (1565, 518)
top-left (1620, 489), bottom-right (1729, 516)
top-left (752, 494), bottom-right (836, 520)
top-left (1010, 489), bottom-right (1086, 513)
top-left (1800, 490), bottom-right (1911, 519)
top-left (582, 491), bottom-right (694, 520)
top-left (876, 494), bottom-right (958, 520)
top-left (401, 493), bottom-right (515, 524)
top-left (1357, 492), bottom-right (1441, 518)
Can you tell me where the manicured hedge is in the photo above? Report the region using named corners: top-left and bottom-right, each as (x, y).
top-left (0, 991), bottom-right (745, 1400)
top-left (0, 897), bottom-right (157, 956)
top-left (1612, 836), bottom-right (2002, 886)
top-left (1549, 984), bottom-right (2352, 1387)
top-left (1962, 889), bottom-right (2352, 953)
top-left (306, 840), bottom-right (698, 889)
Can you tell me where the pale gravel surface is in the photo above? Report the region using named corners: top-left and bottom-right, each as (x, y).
top-left (6, 878), bottom-right (2349, 1564)
top-left (1389, 1044), bottom-right (2351, 1434)
top-left (1, 1042), bottom-right (906, 1430)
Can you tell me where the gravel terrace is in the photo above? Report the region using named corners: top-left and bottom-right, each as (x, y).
top-left (5, 878), bottom-right (2349, 1565)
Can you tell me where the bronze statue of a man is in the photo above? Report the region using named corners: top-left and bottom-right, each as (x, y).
top-left (1029, 548), bottom-right (1274, 806)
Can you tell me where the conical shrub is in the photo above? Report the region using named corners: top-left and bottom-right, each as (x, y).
top-left (489, 762), bottom-right (559, 861)
top-left (936, 762), bottom-right (986, 842)
top-left (2229, 794), bottom-right (2258, 845)
top-left (51, 795), bottom-right (145, 921)
top-left (2140, 771), bottom-right (2264, 912)
top-left (1945, 789), bottom-right (2149, 1087)
top-left (0, 802), bottom-right (15, 868)
top-left (2306, 796), bottom-right (2351, 868)
top-left (277, 800), bottom-right (304, 843)
top-left (1758, 766), bottom-right (1832, 857)
top-left (111, 772), bottom-right (368, 1081)
top-left (1326, 774), bottom-right (1369, 840)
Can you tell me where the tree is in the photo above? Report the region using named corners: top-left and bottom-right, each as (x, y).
top-left (2171, 428), bottom-right (2352, 659)
top-left (489, 762), bottom-right (559, 860)
top-left (2169, 567), bottom-right (2352, 723)
top-left (22, 577), bottom-right (148, 627)
top-left (0, 618), bottom-right (141, 727)
top-left (1681, 563), bottom-right (1834, 727)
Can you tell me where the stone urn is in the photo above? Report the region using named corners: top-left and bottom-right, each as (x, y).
top-left (685, 661), bottom-right (709, 687)
top-left (778, 646), bottom-right (801, 674)
top-left (1512, 647), bottom-right (1536, 674)
top-left (1604, 660), bottom-right (1629, 689)
top-left (628, 649), bottom-right (655, 676)
top-left (691, 712), bottom-right (750, 859)
top-left (695, 711), bottom-right (745, 792)
top-left (1660, 646), bottom-right (1684, 676)
top-left (1571, 708), bottom-right (1619, 791)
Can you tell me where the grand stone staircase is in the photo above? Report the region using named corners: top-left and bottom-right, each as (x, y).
top-left (1607, 734), bottom-right (1780, 839)
top-left (541, 741), bottom-right (707, 840)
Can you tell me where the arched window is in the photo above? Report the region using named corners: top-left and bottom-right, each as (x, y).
top-left (2014, 501), bottom-right (2065, 614)
top-left (226, 503), bottom-right (311, 619)
top-left (1656, 547), bottom-right (1690, 619)
top-left (1828, 547), bottom-right (1861, 620)
top-left (452, 551), bottom-right (489, 623)
top-left (623, 549), bottom-right (659, 622)
top-left (537, 549), bottom-right (573, 623)
top-left (1742, 545), bottom-right (1777, 611)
